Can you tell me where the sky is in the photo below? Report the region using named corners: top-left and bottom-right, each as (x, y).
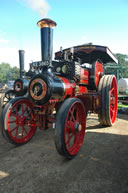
top-left (0, 0), bottom-right (128, 70)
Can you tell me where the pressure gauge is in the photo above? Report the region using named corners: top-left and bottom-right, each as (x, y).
top-left (56, 67), bottom-right (61, 73)
top-left (62, 65), bottom-right (67, 74)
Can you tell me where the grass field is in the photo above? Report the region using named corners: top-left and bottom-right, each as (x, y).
top-left (118, 103), bottom-right (128, 109)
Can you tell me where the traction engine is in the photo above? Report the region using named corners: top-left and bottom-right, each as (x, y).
top-left (1, 18), bottom-right (118, 159)
top-left (1, 50), bottom-right (34, 108)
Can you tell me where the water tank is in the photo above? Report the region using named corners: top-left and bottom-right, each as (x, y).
top-left (118, 78), bottom-right (128, 93)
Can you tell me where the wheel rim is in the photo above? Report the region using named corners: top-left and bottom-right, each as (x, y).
top-left (6, 99), bottom-right (37, 143)
top-left (64, 101), bottom-right (86, 156)
top-left (109, 76), bottom-right (118, 124)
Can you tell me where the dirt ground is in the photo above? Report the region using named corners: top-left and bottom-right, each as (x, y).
top-left (0, 111), bottom-right (128, 193)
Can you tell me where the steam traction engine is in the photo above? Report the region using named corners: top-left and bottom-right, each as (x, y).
top-left (1, 49), bottom-right (38, 108)
top-left (1, 19), bottom-right (118, 159)
top-left (1, 50), bottom-right (26, 108)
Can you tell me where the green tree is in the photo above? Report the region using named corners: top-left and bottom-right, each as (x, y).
top-left (105, 53), bottom-right (128, 79)
top-left (7, 67), bottom-right (20, 80)
top-left (0, 63), bottom-right (11, 83)
top-left (0, 63), bottom-right (20, 83)
top-left (115, 53), bottom-right (128, 78)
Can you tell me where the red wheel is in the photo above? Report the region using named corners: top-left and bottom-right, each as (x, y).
top-left (55, 98), bottom-right (86, 159)
top-left (98, 75), bottom-right (118, 126)
top-left (89, 60), bottom-right (104, 90)
top-left (108, 76), bottom-right (118, 124)
top-left (2, 97), bottom-right (37, 145)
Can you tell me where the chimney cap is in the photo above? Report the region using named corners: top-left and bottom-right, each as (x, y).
top-left (37, 18), bottom-right (57, 28)
top-left (19, 50), bottom-right (25, 53)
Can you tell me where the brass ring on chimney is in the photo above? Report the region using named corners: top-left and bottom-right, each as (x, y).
top-left (37, 18), bottom-right (56, 28)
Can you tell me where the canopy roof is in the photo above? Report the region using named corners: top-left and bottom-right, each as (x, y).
top-left (55, 45), bottom-right (118, 64)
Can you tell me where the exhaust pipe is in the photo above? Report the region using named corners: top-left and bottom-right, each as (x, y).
top-left (19, 50), bottom-right (25, 78)
top-left (37, 18), bottom-right (56, 67)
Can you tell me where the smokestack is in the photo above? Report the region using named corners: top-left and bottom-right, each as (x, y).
top-left (37, 18), bottom-right (56, 67)
top-left (19, 50), bottom-right (25, 78)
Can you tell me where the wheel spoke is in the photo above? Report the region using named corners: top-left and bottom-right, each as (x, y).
top-left (21, 103), bottom-right (27, 115)
top-left (10, 112), bottom-right (17, 117)
top-left (23, 127), bottom-right (28, 135)
top-left (3, 96), bottom-right (9, 104)
top-left (15, 127), bottom-right (18, 137)
top-left (110, 87), bottom-right (115, 94)
top-left (67, 131), bottom-right (83, 154)
top-left (69, 108), bottom-right (75, 122)
top-left (21, 103), bottom-right (24, 114)
top-left (21, 126), bottom-right (28, 137)
top-left (4, 96), bottom-right (8, 100)
top-left (21, 105), bottom-right (31, 117)
top-left (24, 110), bottom-right (31, 119)
top-left (65, 121), bottom-right (75, 131)
top-left (6, 94), bottom-right (9, 99)
top-left (110, 107), bottom-right (114, 115)
top-left (14, 105), bottom-right (19, 117)
top-left (65, 132), bottom-right (74, 146)
top-left (8, 120), bottom-right (16, 124)
top-left (10, 125), bottom-right (18, 133)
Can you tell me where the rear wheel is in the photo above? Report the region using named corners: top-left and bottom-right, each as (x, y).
top-left (55, 98), bottom-right (86, 159)
top-left (98, 75), bottom-right (118, 126)
top-left (1, 97), bottom-right (37, 145)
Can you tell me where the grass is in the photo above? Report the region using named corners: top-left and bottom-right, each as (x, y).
top-left (118, 103), bottom-right (128, 109)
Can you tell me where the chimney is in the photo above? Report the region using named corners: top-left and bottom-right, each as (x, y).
top-left (19, 50), bottom-right (25, 78)
top-left (37, 18), bottom-right (56, 67)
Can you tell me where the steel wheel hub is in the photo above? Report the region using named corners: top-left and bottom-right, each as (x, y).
top-left (110, 94), bottom-right (115, 106)
top-left (74, 122), bottom-right (82, 132)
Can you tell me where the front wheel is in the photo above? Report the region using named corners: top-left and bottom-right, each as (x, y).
top-left (55, 98), bottom-right (86, 159)
top-left (1, 97), bottom-right (37, 145)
